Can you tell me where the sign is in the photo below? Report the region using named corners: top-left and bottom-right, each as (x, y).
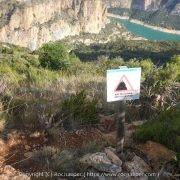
top-left (107, 67), bottom-right (141, 102)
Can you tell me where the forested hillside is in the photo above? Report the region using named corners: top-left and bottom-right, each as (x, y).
top-left (105, 0), bottom-right (180, 30)
top-left (73, 40), bottom-right (180, 63)
top-left (108, 7), bottom-right (180, 30)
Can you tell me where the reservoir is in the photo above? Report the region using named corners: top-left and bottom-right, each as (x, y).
top-left (111, 17), bottom-right (180, 41)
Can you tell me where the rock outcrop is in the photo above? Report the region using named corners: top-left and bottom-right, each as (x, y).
top-left (136, 141), bottom-right (176, 170)
top-left (0, 0), bottom-right (107, 50)
top-left (124, 155), bottom-right (151, 173)
top-left (79, 152), bottom-right (122, 173)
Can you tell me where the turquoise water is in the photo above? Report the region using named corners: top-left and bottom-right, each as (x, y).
top-left (111, 17), bottom-right (180, 41)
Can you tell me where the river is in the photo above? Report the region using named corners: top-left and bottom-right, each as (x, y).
top-left (110, 17), bottom-right (180, 41)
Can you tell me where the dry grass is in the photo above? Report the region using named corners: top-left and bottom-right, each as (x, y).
top-left (29, 73), bottom-right (106, 108)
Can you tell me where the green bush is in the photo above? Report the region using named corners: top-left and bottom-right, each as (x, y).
top-left (61, 90), bottom-right (99, 129)
top-left (149, 55), bottom-right (180, 93)
top-left (39, 42), bottom-right (71, 71)
top-left (134, 106), bottom-right (180, 152)
top-left (97, 57), bottom-right (124, 75)
top-left (25, 67), bottom-right (59, 86)
top-left (139, 59), bottom-right (154, 79)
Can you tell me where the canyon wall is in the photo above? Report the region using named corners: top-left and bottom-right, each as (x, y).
top-left (0, 0), bottom-right (107, 50)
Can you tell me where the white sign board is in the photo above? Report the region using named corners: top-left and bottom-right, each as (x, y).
top-left (107, 67), bottom-right (141, 102)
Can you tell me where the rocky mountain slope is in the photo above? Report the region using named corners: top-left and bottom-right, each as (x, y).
top-left (0, 0), bottom-right (107, 50)
top-left (105, 0), bottom-right (180, 15)
top-left (106, 0), bottom-right (180, 30)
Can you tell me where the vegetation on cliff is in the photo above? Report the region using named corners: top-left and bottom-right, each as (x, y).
top-left (109, 8), bottom-right (180, 30)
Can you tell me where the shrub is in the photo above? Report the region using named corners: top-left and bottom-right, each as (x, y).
top-left (25, 67), bottom-right (59, 86)
top-left (149, 55), bottom-right (180, 93)
top-left (76, 141), bottom-right (102, 157)
top-left (0, 63), bottom-right (22, 86)
top-left (61, 90), bottom-right (99, 130)
top-left (134, 106), bottom-right (180, 152)
top-left (51, 150), bottom-right (76, 173)
top-left (46, 126), bottom-right (61, 143)
top-left (31, 146), bottom-right (59, 168)
top-left (4, 96), bottom-right (53, 130)
top-left (31, 147), bottom-right (76, 173)
top-left (97, 57), bottom-right (124, 75)
top-left (96, 58), bottom-right (154, 79)
top-left (39, 42), bottom-right (71, 71)
top-left (139, 59), bottom-right (154, 79)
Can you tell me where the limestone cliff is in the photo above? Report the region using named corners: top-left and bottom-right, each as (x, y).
top-left (0, 0), bottom-right (107, 50)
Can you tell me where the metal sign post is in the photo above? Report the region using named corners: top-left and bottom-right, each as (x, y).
top-left (107, 67), bottom-right (141, 152)
top-left (115, 100), bottom-right (126, 152)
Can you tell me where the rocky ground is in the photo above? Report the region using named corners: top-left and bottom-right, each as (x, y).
top-left (0, 114), bottom-right (178, 180)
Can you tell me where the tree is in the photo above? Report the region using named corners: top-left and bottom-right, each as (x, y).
top-left (39, 42), bottom-right (70, 71)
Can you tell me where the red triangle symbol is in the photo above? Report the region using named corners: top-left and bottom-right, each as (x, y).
top-left (115, 75), bottom-right (134, 92)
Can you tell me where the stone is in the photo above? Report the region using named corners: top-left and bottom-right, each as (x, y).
top-left (136, 141), bottom-right (176, 170)
top-left (0, 165), bottom-right (30, 180)
top-left (105, 147), bottom-right (122, 166)
top-left (125, 155), bottom-right (151, 173)
top-left (94, 163), bottom-right (122, 173)
top-left (79, 152), bottom-right (122, 173)
top-left (106, 146), bottom-right (116, 153)
top-left (80, 152), bottom-right (111, 165)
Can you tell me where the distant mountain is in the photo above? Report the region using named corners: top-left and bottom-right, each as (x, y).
top-left (106, 0), bottom-right (180, 30)
top-left (105, 0), bottom-right (180, 15)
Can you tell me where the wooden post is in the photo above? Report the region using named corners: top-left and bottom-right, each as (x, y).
top-left (116, 101), bottom-right (126, 153)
